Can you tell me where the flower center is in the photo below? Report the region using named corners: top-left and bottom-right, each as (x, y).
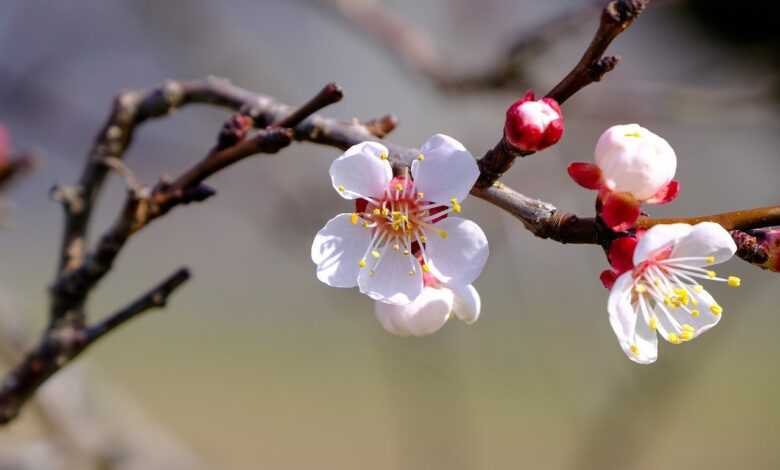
top-left (350, 175), bottom-right (460, 277)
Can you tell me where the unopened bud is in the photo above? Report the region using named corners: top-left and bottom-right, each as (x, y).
top-left (504, 90), bottom-right (563, 152)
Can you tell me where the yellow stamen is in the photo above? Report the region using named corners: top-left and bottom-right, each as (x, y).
top-left (350, 213), bottom-right (359, 225)
top-left (635, 284), bottom-right (647, 294)
top-left (362, 221), bottom-right (371, 228)
top-left (690, 310), bottom-right (700, 318)
top-left (420, 235), bottom-right (428, 243)
top-left (648, 316), bottom-right (658, 331)
top-left (705, 256), bottom-right (715, 265)
top-left (392, 244), bottom-right (400, 251)
top-left (438, 230), bottom-right (448, 239)
top-left (337, 185), bottom-right (345, 193)
top-left (416, 153), bottom-right (424, 161)
top-left (382, 207), bottom-right (390, 216)
top-left (668, 333), bottom-right (682, 344)
top-left (450, 197), bottom-right (462, 214)
top-left (403, 249), bottom-right (410, 256)
top-left (394, 183), bottom-right (404, 191)
top-left (630, 344), bottom-right (639, 355)
top-left (624, 132), bottom-right (642, 138)
top-left (417, 192), bottom-right (425, 199)
top-left (710, 304), bottom-right (723, 316)
top-left (408, 269), bottom-right (415, 276)
top-left (680, 330), bottom-right (694, 341)
top-left (379, 151), bottom-right (389, 161)
top-left (682, 324), bottom-right (695, 333)
top-left (706, 270), bottom-right (717, 279)
top-left (371, 250), bottom-right (381, 259)
top-left (693, 285), bottom-right (704, 293)
top-left (421, 263), bottom-right (430, 273)
top-left (372, 208), bottom-right (381, 216)
top-left (358, 259), bottom-right (367, 268)
top-left (727, 276), bottom-right (741, 287)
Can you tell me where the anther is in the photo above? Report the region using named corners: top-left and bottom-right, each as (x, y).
top-left (705, 256), bottom-right (715, 265)
top-left (394, 183), bottom-right (404, 191)
top-left (727, 276), bottom-right (741, 287)
top-left (416, 192), bottom-right (425, 199)
top-left (371, 250), bottom-right (381, 259)
top-left (351, 213), bottom-right (359, 225)
top-left (338, 185), bottom-right (345, 192)
top-left (630, 344), bottom-right (639, 355)
top-left (450, 197), bottom-right (462, 214)
top-left (668, 333), bottom-right (682, 344)
top-left (706, 270), bottom-right (717, 279)
top-left (372, 208), bottom-right (381, 216)
top-left (380, 151), bottom-right (389, 161)
top-left (690, 310), bottom-right (700, 318)
top-left (710, 304), bottom-right (723, 316)
top-left (438, 230), bottom-right (448, 239)
top-left (416, 153), bottom-right (424, 161)
top-left (648, 316), bottom-right (658, 331)
top-left (358, 259), bottom-right (367, 268)
top-left (422, 263), bottom-right (430, 273)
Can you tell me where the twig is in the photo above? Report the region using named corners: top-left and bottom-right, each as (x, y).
top-left (0, 268), bottom-right (190, 425)
top-left (476, 0), bottom-right (651, 188)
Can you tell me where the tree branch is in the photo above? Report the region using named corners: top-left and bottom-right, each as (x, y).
top-left (0, 268), bottom-right (190, 425)
top-left (476, 0), bottom-right (650, 188)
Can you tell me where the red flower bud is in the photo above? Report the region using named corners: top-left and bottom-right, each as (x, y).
top-left (504, 90), bottom-right (564, 152)
top-left (749, 227), bottom-right (780, 272)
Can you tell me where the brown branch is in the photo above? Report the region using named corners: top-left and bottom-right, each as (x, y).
top-left (476, 0), bottom-right (649, 188)
top-left (0, 268), bottom-right (190, 425)
top-left (638, 206), bottom-right (780, 232)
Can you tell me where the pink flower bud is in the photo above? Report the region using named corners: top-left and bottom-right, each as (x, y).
top-left (567, 124), bottom-right (679, 231)
top-left (594, 124), bottom-right (676, 201)
top-left (504, 90), bottom-right (563, 152)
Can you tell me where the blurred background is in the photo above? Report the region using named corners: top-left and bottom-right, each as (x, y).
top-left (1, 0), bottom-right (779, 469)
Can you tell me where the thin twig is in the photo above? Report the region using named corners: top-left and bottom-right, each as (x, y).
top-left (0, 268), bottom-right (190, 425)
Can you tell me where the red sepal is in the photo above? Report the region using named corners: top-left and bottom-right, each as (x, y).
top-left (608, 236), bottom-right (638, 273)
top-left (567, 162), bottom-right (603, 190)
top-left (601, 191), bottom-right (641, 232)
top-left (600, 269), bottom-right (618, 290)
top-left (645, 180), bottom-right (680, 205)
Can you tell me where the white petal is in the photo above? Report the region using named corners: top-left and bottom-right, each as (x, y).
top-left (404, 288), bottom-right (454, 336)
top-left (451, 284), bottom-right (481, 324)
top-left (358, 247), bottom-right (423, 305)
top-left (633, 223), bottom-right (693, 265)
top-left (411, 134), bottom-right (479, 204)
top-left (607, 272), bottom-right (637, 346)
top-left (627, 311), bottom-right (658, 364)
top-left (330, 141), bottom-right (393, 200)
top-left (312, 213), bottom-right (372, 288)
top-left (670, 222), bottom-right (737, 266)
top-left (608, 273), bottom-right (657, 364)
top-left (374, 302), bottom-right (411, 336)
top-left (424, 217), bottom-right (489, 287)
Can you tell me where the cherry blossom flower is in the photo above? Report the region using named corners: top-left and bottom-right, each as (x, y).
top-left (568, 124), bottom-right (679, 231)
top-left (607, 222), bottom-right (740, 364)
top-left (504, 90), bottom-right (564, 152)
top-left (374, 267), bottom-right (480, 336)
top-left (312, 134), bottom-right (489, 305)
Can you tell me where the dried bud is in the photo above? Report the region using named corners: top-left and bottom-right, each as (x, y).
top-left (749, 227), bottom-right (780, 272)
top-left (217, 114), bottom-right (253, 150)
top-left (503, 90), bottom-right (564, 152)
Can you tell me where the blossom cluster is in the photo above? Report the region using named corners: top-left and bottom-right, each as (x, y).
top-left (311, 91), bottom-right (745, 365)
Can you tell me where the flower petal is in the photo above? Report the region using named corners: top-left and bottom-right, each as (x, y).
top-left (600, 191), bottom-right (641, 232)
top-left (670, 222), bottom-right (737, 266)
top-left (451, 284), bottom-right (481, 324)
top-left (627, 310), bottom-right (658, 364)
top-left (633, 223), bottom-right (693, 265)
top-left (312, 213), bottom-right (372, 288)
top-left (424, 217), bottom-right (489, 287)
top-left (330, 141), bottom-right (393, 200)
top-left (403, 288), bottom-right (453, 336)
top-left (358, 247), bottom-right (423, 305)
top-left (411, 134), bottom-right (479, 204)
top-left (374, 302), bottom-right (411, 336)
top-left (607, 272), bottom-right (637, 347)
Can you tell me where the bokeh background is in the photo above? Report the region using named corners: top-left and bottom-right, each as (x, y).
top-left (1, 1), bottom-right (779, 469)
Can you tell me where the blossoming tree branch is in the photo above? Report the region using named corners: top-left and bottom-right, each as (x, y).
top-left (0, 0), bottom-right (779, 425)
